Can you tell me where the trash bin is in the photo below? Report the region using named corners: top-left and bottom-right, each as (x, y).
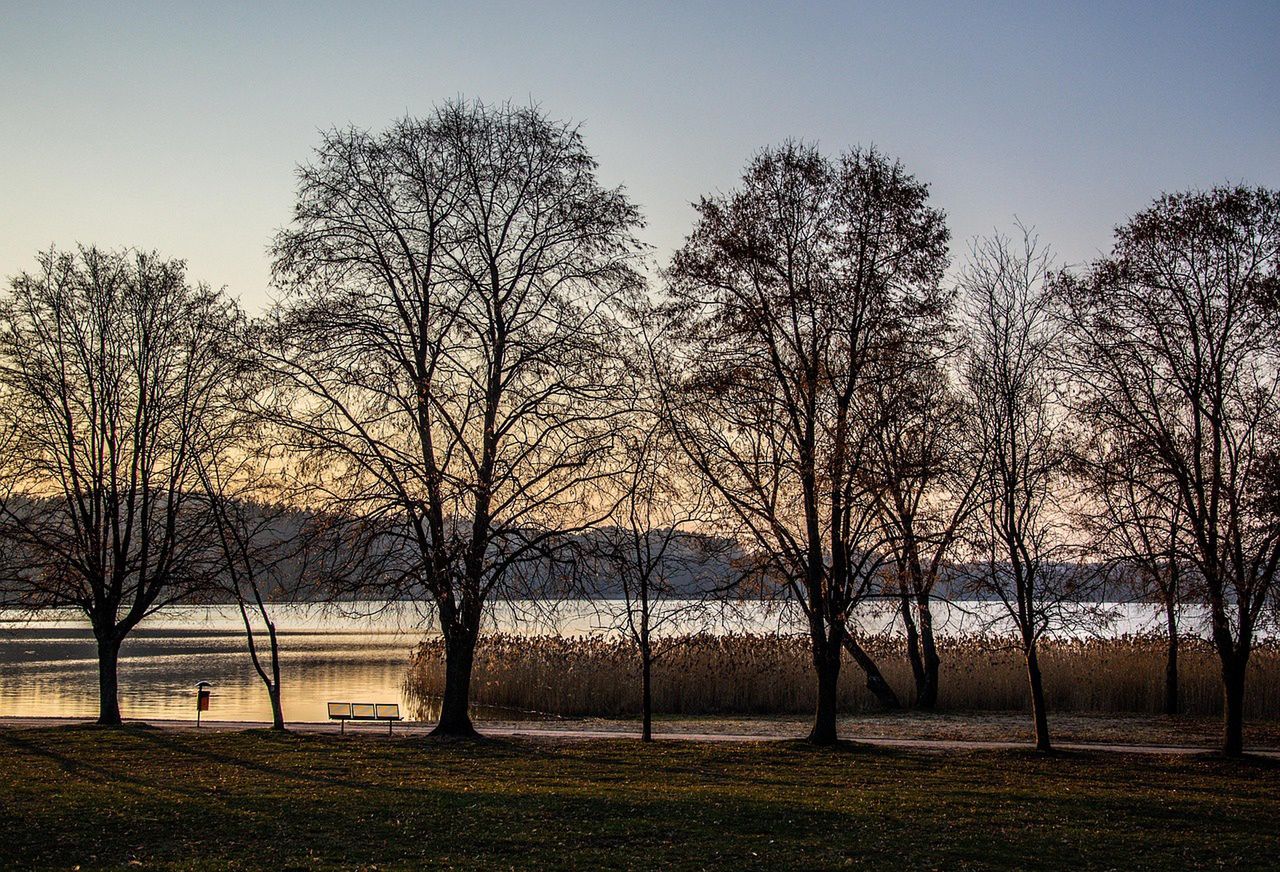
top-left (195, 681), bottom-right (212, 726)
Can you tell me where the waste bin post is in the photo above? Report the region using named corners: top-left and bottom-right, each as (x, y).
top-left (195, 681), bottom-right (212, 727)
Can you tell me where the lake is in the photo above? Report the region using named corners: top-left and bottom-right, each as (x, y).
top-left (0, 599), bottom-right (1226, 724)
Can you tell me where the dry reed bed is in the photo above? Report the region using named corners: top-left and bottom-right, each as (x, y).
top-left (403, 633), bottom-right (1280, 719)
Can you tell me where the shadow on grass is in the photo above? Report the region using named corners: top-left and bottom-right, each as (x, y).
top-left (119, 725), bottom-right (594, 802)
top-left (0, 730), bottom-right (209, 800)
top-left (774, 737), bottom-right (914, 757)
top-left (123, 728), bottom-right (448, 798)
top-left (0, 729), bottom-right (866, 870)
top-left (1199, 751), bottom-right (1280, 771)
top-left (4, 726), bottom-right (1278, 871)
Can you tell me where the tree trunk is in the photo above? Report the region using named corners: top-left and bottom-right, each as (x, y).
top-left (641, 650), bottom-right (653, 742)
top-left (432, 628), bottom-right (479, 738)
top-left (1026, 644), bottom-right (1051, 752)
top-left (1222, 655), bottom-right (1247, 757)
top-left (809, 649), bottom-right (841, 745)
top-left (1163, 599), bottom-right (1179, 717)
top-left (915, 594), bottom-right (940, 710)
top-left (268, 626), bottom-right (285, 730)
top-left (267, 685), bottom-right (285, 731)
top-left (96, 634), bottom-right (123, 726)
top-left (240, 603), bottom-right (288, 731)
top-left (842, 635), bottom-right (901, 709)
top-left (900, 592), bottom-right (925, 704)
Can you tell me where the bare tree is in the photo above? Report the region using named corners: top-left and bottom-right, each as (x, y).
top-left (588, 406), bottom-right (722, 741)
top-left (591, 444), bottom-right (693, 741)
top-left (1072, 435), bottom-right (1189, 715)
top-left (194, 415), bottom-right (312, 731)
top-left (661, 142), bottom-right (950, 743)
top-left (1057, 186), bottom-right (1280, 756)
top-left (960, 228), bottom-right (1078, 752)
top-left (0, 246), bottom-right (246, 725)
top-left (264, 99), bottom-right (645, 737)
top-left (863, 349), bottom-right (983, 708)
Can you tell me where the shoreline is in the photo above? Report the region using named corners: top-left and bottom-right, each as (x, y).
top-left (5, 712), bottom-right (1279, 758)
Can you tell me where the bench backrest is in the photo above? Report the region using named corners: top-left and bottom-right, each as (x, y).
top-left (329, 701), bottom-right (400, 720)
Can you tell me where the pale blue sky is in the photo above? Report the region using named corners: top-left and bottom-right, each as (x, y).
top-left (2, 1), bottom-right (1276, 310)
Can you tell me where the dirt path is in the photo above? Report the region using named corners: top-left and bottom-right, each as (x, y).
top-left (4, 715), bottom-right (1276, 757)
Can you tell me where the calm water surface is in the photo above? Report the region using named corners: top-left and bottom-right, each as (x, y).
top-left (0, 600), bottom-right (740, 723)
top-left (0, 599), bottom-right (1221, 723)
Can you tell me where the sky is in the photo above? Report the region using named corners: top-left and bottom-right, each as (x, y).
top-left (1, 0), bottom-right (1277, 312)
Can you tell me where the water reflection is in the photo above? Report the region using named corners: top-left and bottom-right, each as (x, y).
top-left (0, 600), bottom-right (712, 723)
top-left (0, 625), bottom-right (415, 723)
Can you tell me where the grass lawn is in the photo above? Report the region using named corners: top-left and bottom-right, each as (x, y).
top-left (1, 727), bottom-right (1277, 870)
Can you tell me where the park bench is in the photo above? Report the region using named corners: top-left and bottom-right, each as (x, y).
top-left (327, 701), bottom-right (403, 734)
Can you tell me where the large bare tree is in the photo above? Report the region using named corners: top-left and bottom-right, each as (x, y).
top-left (265, 99), bottom-right (645, 736)
top-left (1058, 186), bottom-right (1280, 756)
top-left (0, 246), bottom-right (247, 724)
top-left (661, 142), bottom-right (950, 743)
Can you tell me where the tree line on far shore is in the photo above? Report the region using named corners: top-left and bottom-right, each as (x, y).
top-left (0, 98), bottom-right (1277, 756)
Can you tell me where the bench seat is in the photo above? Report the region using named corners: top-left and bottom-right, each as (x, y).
top-left (328, 702), bottom-right (403, 734)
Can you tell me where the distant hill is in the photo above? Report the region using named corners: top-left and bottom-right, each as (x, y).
top-left (0, 495), bottom-right (1145, 607)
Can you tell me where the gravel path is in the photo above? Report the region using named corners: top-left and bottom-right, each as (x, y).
top-left (4, 715), bottom-right (1276, 757)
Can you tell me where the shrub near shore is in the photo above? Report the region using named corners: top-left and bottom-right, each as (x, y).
top-left (403, 633), bottom-right (1280, 719)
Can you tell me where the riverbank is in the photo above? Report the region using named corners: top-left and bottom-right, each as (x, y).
top-left (1, 725), bottom-right (1277, 870)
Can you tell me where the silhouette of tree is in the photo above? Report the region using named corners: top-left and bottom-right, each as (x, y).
top-left (587, 375), bottom-right (723, 741)
top-left (1071, 433), bottom-right (1190, 716)
top-left (0, 246), bottom-right (248, 725)
top-left (661, 142), bottom-right (950, 743)
top-left (960, 227), bottom-right (1080, 753)
top-left (264, 99), bottom-right (645, 737)
top-left (1058, 186), bottom-right (1280, 756)
top-left (862, 347), bottom-right (983, 709)
top-left (193, 404), bottom-right (312, 732)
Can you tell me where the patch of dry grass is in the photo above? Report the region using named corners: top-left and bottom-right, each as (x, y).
top-left (4, 727), bottom-right (1279, 870)
top-left (404, 633), bottom-right (1280, 719)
